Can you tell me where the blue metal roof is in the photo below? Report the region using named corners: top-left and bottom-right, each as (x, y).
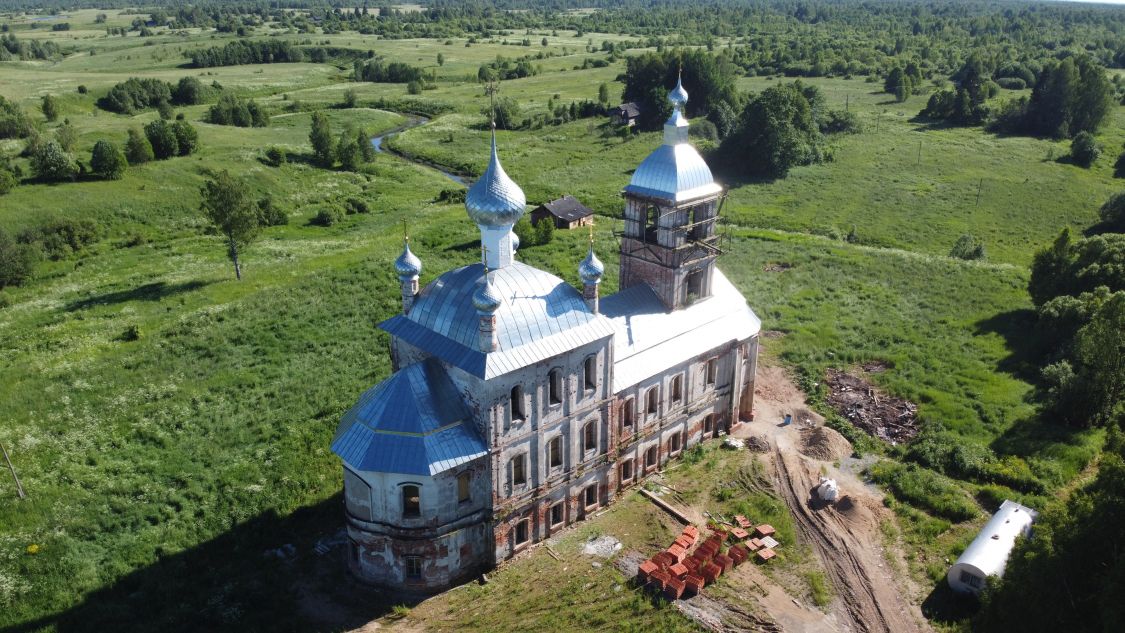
top-left (382, 261), bottom-right (615, 379)
top-left (332, 358), bottom-right (487, 476)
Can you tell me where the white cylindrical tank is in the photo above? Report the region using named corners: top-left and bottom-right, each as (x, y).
top-left (817, 477), bottom-right (839, 502)
top-left (947, 500), bottom-right (1038, 594)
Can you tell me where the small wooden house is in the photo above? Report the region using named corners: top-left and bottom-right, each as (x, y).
top-left (530, 195), bottom-right (595, 230)
top-left (612, 102), bottom-right (641, 127)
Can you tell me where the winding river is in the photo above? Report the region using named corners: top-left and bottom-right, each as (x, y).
top-left (370, 115), bottom-right (468, 186)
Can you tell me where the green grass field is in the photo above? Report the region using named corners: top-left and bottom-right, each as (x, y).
top-left (1, 7), bottom-right (1122, 632)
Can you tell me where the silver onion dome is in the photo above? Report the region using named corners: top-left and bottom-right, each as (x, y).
top-left (472, 273), bottom-right (503, 313)
top-left (578, 248), bottom-right (604, 285)
top-left (669, 74), bottom-right (689, 109)
top-left (465, 130), bottom-right (526, 228)
top-left (394, 240), bottom-right (422, 279)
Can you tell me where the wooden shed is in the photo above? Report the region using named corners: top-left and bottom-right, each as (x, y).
top-left (530, 195), bottom-right (595, 230)
top-left (612, 102), bottom-right (641, 127)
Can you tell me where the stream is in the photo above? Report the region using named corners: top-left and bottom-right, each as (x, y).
top-left (370, 115), bottom-right (468, 186)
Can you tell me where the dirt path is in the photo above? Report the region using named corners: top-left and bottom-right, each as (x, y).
top-left (745, 364), bottom-right (929, 633)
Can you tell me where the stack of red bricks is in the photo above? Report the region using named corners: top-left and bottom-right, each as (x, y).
top-left (727, 519), bottom-right (779, 562)
top-left (637, 523), bottom-right (766, 600)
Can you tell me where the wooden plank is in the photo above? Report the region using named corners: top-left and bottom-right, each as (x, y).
top-left (639, 488), bottom-right (691, 525)
top-left (1, 441), bottom-right (26, 500)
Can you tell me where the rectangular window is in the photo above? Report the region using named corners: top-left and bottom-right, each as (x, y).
top-left (646, 387), bottom-right (658, 415)
top-left (550, 502), bottom-right (564, 526)
top-left (584, 355), bottom-right (597, 390)
top-left (405, 555), bottom-right (422, 579)
top-left (621, 459), bottom-right (633, 482)
top-left (706, 358), bottom-right (718, 386)
top-left (670, 431), bottom-right (682, 453)
top-left (515, 519), bottom-right (530, 545)
top-left (671, 374), bottom-right (683, 403)
top-left (584, 484), bottom-right (597, 509)
top-left (402, 485), bottom-right (420, 518)
top-left (457, 472), bottom-right (471, 503)
top-left (549, 369), bottom-right (563, 405)
top-left (704, 414), bottom-right (714, 434)
top-left (511, 385), bottom-right (525, 422)
top-left (622, 398), bottom-right (635, 430)
top-left (512, 454), bottom-right (527, 486)
top-left (645, 446), bottom-right (658, 468)
top-left (548, 436), bottom-right (562, 468)
top-left (583, 422), bottom-right (596, 453)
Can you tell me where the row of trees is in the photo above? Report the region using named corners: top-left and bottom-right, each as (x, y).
top-left (308, 111), bottom-right (374, 171)
top-left (352, 58), bottom-right (427, 84)
top-left (208, 94), bottom-right (269, 128)
top-left (0, 32), bottom-right (61, 61)
top-left (98, 76), bottom-right (211, 115)
top-left (187, 39), bottom-right (306, 68)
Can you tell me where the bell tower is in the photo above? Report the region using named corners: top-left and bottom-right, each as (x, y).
top-left (620, 74), bottom-right (724, 310)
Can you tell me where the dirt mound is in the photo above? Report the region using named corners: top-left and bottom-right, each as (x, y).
top-left (799, 425), bottom-right (853, 461)
top-left (745, 435), bottom-right (770, 453)
top-left (825, 368), bottom-right (919, 443)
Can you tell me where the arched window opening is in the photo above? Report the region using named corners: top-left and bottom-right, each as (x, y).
top-left (622, 398), bottom-right (635, 431)
top-left (511, 385), bottom-right (525, 421)
top-left (584, 355), bottom-right (597, 390)
top-left (583, 421), bottom-right (596, 453)
top-left (402, 485), bottom-right (421, 518)
top-left (548, 436), bottom-right (563, 468)
top-left (646, 387), bottom-right (658, 415)
top-left (671, 374), bottom-right (683, 403)
top-left (549, 369), bottom-right (563, 405)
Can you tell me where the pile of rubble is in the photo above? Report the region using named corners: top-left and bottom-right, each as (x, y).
top-left (825, 368), bottom-right (919, 443)
top-left (636, 520), bottom-right (780, 601)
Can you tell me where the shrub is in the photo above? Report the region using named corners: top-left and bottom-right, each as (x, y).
top-left (41, 94), bottom-right (59, 121)
top-left (121, 324), bottom-right (141, 341)
top-left (535, 216), bottom-right (555, 244)
top-left (77, 85), bottom-right (88, 94)
top-left (406, 80), bottom-right (423, 95)
top-left (257, 196), bottom-right (288, 226)
top-left (157, 101), bottom-right (174, 120)
top-left (17, 217), bottom-right (98, 260)
top-left (820, 109), bottom-right (861, 134)
top-left (171, 120), bottom-right (199, 156)
top-left (0, 95), bottom-right (34, 139)
top-left (995, 77), bottom-right (1026, 90)
top-left (869, 461), bottom-right (979, 522)
top-left (1070, 131), bottom-right (1100, 168)
top-left (172, 76), bottom-right (206, 105)
top-left (144, 119), bottom-right (179, 159)
top-left (311, 206), bottom-right (343, 226)
top-left (125, 128), bottom-right (154, 165)
top-left (436, 188), bottom-right (466, 204)
top-left (264, 146), bottom-right (287, 167)
top-left (1100, 192), bottom-right (1125, 232)
top-left (30, 140), bottom-right (77, 182)
top-left (0, 169), bottom-right (16, 195)
top-left (344, 197), bottom-right (369, 215)
top-left (1115, 148), bottom-right (1125, 178)
top-left (98, 77), bottom-right (172, 114)
top-left (90, 139), bottom-right (127, 180)
top-left (342, 88), bottom-right (357, 108)
top-left (0, 228), bottom-right (38, 288)
top-left (950, 234), bottom-right (986, 260)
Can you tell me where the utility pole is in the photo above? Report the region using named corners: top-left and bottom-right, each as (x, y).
top-left (1, 441), bottom-right (25, 500)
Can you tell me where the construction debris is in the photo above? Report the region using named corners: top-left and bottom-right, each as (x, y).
top-left (744, 435), bottom-right (770, 452)
top-left (816, 477), bottom-right (840, 503)
top-left (825, 368), bottom-right (919, 443)
top-left (722, 437), bottom-right (744, 450)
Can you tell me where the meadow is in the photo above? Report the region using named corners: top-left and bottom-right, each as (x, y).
top-left (1, 7), bottom-right (1122, 632)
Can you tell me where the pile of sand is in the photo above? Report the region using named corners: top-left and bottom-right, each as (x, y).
top-left (799, 425), bottom-right (853, 461)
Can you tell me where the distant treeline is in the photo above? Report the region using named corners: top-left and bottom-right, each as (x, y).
top-left (186, 39), bottom-right (366, 68)
top-left (0, 32), bottom-right (62, 61)
top-left (352, 58), bottom-right (427, 84)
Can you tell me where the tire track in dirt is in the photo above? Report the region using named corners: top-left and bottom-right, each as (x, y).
top-left (771, 447), bottom-right (924, 633)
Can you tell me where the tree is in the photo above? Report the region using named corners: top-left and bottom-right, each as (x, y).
top-left (200, 170), bottom-right (259, 280)
top-left (342, 88), bottom-right (357, 108)
top-left (622, 49), bottom-right (739, 131)
top-left (144, 119), bottom-right (179, 159)
top-left (171, 120), bottom-right (199, 156)
top-left (1026, 56), bottom-right (1114, 138)
top-left (1070, 131), bottom-right (1100, 168)
top-left (309, 111), bottom-right (334, 167)
top-left (41, 94), bottom-right (58, 122)
top-left (356, 127), bottom-right (375, 162)
top-left (949, 234), bottom-right (986, 260)
top-left (483, 97), bottom-right (521, 130)
top-left (90, 139), bottom-right (126, 180)
top-left (436, 52), bottom-right (444, 67)
top-left (535, 216), bottom-right (555, 244)
top-left (55, 120), bottom-right (77, 152)
top-left (125, 128), bottom-right (154, 164)
top-left (598, 82), bottom-right (610, 105)
top-left (721, 83), bottom-right (826, 178)
top-left (31, 140), bottom-right (77, 182)
top-left (884, 67), bottom-right (910, 102)
top-left (172, 76), bottom-right (205, 105)
top-left (336, 130), bottom-right (360, 170)
top-left (0, 227), bottom-right (38, 288)
top-left (1099, 192), bottom-right (1125, 233)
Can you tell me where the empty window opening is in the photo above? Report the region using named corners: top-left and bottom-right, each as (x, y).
top-left (511, 385), bottom-right (525, 421)
top-left (584, 485), bottom-right (598, 509)
top-left (670, 431), bottom-right (682, 453)
top-left (515, 519), bottom-right (530, 545)
top-left (550, 502), bottom-right (564, 527)
top-left (405, 555), bottom-right (423, 579)
top-left (645, 205), bottom-right (660, 241)
top-left (687, 271), bottom-right (704, 302)
top-left (583, 422), bottom-right (596, 453)
top-left (645, 446), bottom-right (658, 468)
top-left (646, 387), bottom-right (658, 415)
top-left (549, 369), bottom-right (563, 405)
top-left (457, 472), bottom-right (471, 503)
top-left (401, 485), bottom-right (421, 518)
top-left (621, 459), bottom-right (634, 482)
top-left (512, 454), bottom-right (527, 486)
top-left (704, 414), bottom-right (714, 434)
top-left (584, 356), bottom-right (597, 390)
top-left (671, 375), bottom-right (683, 403)
top-left (690, 206), bottom-right (708, 241)
top-left (622, 398), bottom-right (635, 430)
top-left (706, 358), bottom-right (718, 386)
top-left (548, 436), bottom-right (563, 468)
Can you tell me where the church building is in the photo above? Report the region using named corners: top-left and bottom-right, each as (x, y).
top-left (331, 77), bottom-right (761, 591)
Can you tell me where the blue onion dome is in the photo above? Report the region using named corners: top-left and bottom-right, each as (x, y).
top-left (472, 273), bottom-right (503, 313)
top-left (669, 74), bottom-right (689, 109)
top-left (509, 230), bottom-right (520, 252)
top-left (465, 130), bottom-right (527, 228)
top-left (394, 240), bottom-right (422, 279)
top-left (578, 248), bottom-right (604, 285)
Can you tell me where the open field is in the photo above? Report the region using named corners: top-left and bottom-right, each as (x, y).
top-left (1, 6), bottom-right (1123, 632)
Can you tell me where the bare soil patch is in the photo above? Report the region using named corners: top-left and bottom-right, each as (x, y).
top-left (825, 368), bottom-right (919, 443)
top-left (763, 262), bottom-right (793, 273)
